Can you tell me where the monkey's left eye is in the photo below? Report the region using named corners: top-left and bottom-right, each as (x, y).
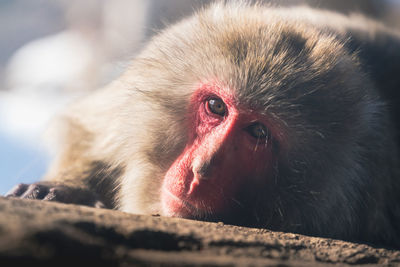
top-left (207, 98), bottom-right (226, 116)
top-left (246, 123), bottom-right (269, 139)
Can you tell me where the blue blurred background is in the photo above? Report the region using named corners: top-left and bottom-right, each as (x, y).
top-left (0, 0), bottom-right (399, 195)
top-left (0, 131), bottom-right (48, 194)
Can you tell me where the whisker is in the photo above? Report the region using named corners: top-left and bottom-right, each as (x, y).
top-left (231, 197), bottom-right (244, 207)
top-left (254, 137), bottom-right (260, 152)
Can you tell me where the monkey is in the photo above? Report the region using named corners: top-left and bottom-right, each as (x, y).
top-left (5, 2), bottom-right (400, 248)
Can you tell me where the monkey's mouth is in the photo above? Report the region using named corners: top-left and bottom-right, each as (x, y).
top-left (162, 189), bottom-right (208, 219)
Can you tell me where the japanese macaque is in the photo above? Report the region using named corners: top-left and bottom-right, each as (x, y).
top-left (6, 3), bottom-right (400, 248)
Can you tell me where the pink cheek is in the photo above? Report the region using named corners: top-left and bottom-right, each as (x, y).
top-left (195, 107), bottom-right (224, 137)
top-left (234, 135), bottom-right (275, 177)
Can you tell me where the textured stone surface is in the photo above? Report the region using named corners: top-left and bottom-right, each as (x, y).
top-left (0, 197), bottom-right (399, 266)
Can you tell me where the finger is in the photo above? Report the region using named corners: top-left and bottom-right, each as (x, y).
top-left (20, 184), bottom-right (50, 199)
top-left (5, 183), bottom-right (29, 197)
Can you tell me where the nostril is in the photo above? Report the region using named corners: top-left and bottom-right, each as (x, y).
top-left (193, 157), bottom-right (219, 180)
top-left (196, 161), bottom-right (212, 178)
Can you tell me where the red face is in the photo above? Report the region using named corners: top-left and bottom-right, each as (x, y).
top-left (161, 83), bottom-right (280, 219)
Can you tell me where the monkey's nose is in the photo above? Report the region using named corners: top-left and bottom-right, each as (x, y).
top-left (195, 161), bottom-right (213, 179)
top-left (189, 162), bottom-right (212, 194)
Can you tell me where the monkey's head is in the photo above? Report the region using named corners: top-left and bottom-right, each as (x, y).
top-left (96, 4), bottom-right (390, 236)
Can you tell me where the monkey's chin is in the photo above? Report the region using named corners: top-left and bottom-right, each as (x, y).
top-left (161, 189), bottom-right (209, 219)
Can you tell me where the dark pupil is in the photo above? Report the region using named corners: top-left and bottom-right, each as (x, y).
top-left (208, 98), bottom-right (226, 115)
top-left (247, 123), bottom-right (269, 139)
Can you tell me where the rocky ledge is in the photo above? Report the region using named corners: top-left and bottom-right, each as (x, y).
top-left (0, 197), bottom-right (399, 266)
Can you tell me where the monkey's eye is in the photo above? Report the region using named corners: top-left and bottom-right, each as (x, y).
top-left (246, 123), bottom-right (269, 139)
top-left (207, 98), bottom-right (226, 116)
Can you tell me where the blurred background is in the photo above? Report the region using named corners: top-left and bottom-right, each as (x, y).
top-left (0, 0), bottom-right (399, 194)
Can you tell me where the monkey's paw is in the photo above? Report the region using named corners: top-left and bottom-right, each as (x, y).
top-left (5, 182), bottom-right (106, 208)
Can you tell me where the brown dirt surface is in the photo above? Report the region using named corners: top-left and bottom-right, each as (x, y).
top-left (0, 196), bottom-right (399, 266)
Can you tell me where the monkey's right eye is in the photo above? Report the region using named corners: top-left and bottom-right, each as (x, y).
top-left (246, 123), bottom-right (270, 140)
top-left (207, 98), bottom-right (226, 116)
